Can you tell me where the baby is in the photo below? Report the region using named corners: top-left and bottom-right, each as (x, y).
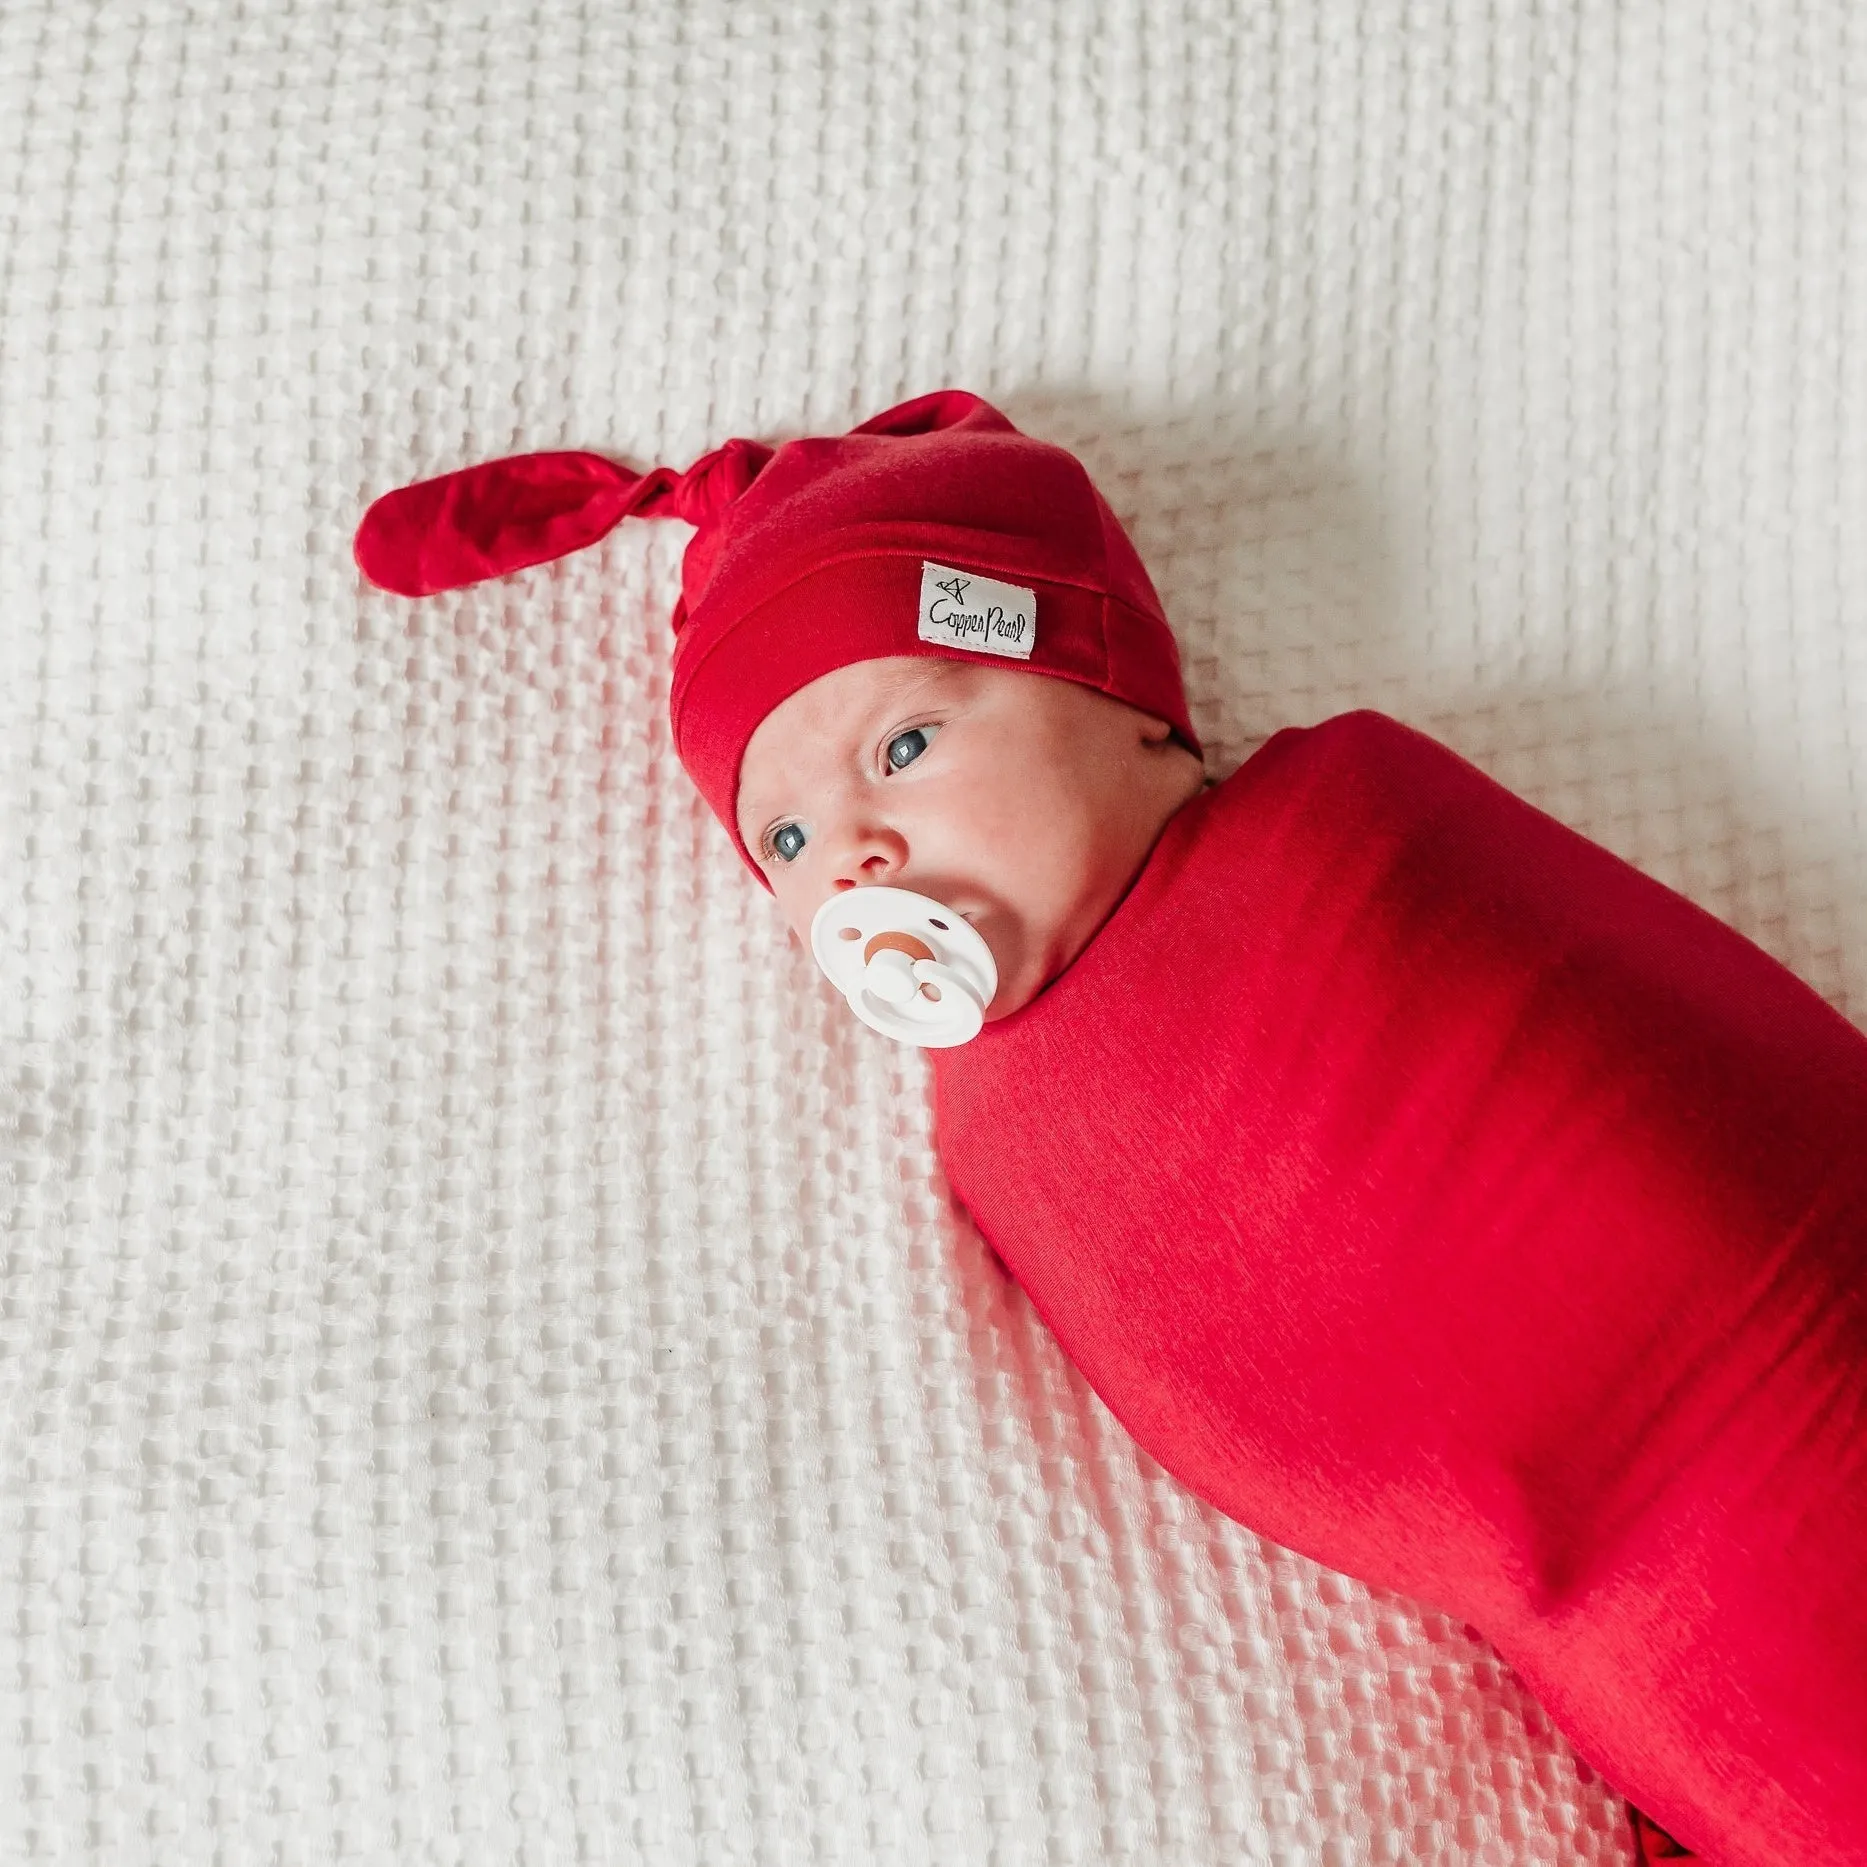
top-left (359, 392), bottom-right (1867, 1867)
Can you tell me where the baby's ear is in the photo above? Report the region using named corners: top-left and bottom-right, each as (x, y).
top-left (1137, 712), bottom-right (1176, 745)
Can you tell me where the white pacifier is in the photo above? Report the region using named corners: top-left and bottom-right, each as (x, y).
top-left (809, 886), bottom-right (998, 1048)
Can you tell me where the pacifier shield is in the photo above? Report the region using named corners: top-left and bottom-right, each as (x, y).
top-left (809, 887), bottom-right (998, 1048)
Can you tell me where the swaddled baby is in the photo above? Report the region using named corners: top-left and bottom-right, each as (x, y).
top-left (359, 393), bottom-right (1867, 1867)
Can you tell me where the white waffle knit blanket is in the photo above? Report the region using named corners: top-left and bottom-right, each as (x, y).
top-left (3, 3), bottom-right (1863, 1862)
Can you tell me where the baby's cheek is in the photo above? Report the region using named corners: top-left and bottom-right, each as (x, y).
top-left (765, 876), bottom-right (821, 951)
top-left (971, 759), bottom-right (1072, 847)
top-left (978, 814), bottom-right (1074, 910)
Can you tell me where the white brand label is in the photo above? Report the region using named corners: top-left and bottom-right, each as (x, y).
top-left (916, 561), bottom-right (1036, 660)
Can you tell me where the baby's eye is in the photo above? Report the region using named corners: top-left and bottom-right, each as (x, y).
top-left (769, 822), bottom-right (808, 863)
top-left (885, 724), bottom-right (939, 771)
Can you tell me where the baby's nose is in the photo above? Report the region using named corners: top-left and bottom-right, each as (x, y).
top-left (830, 823), bottom-right (908, 890)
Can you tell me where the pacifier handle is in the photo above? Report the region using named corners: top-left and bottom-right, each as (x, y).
top-left (864, 947), bottom-right (922, 1006)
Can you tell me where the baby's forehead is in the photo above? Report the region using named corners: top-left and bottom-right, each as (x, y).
top-left (747, 656), bottom-right (961, 765)
top-left (822, 653), bottom-right (970, 716)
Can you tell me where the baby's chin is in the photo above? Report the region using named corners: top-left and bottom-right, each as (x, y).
top-left (972, 898), bottom-right (1101, 1023)
top-left (982, 971), bottom-right (1044, 1022)
top-left (955, 839), bottom-right (1166, 1021)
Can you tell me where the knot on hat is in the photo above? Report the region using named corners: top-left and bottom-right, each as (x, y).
top-left (352, 438), bottom-right (773, 600)
top-left (656, 437), bottom-right (773, 528)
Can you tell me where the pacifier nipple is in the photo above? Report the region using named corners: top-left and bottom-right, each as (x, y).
top-left (809, 887), bottom-right (998, 1049)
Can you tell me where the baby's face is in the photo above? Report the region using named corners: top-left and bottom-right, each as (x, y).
top-left (737, 656), bottom-right (1205, 1019)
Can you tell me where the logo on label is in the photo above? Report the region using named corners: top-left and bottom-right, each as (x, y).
top-left (917, 561), bottom-right (1036, 660)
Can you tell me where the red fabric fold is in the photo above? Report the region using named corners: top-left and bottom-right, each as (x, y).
top-left (1630, 1807), bottom-right (1699, 1861)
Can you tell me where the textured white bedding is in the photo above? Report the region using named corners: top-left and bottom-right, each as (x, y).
top-left (2, 2), bottom-right (1862, 1861)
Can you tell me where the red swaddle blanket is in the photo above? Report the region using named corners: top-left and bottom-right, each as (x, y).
top-left (933, 711), bottom-right (1867, 1864)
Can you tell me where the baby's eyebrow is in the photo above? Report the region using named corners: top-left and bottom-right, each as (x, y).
top-left (742, 795), bottom-right (791, 844)
top-left (874, 664), bottom-right (961, 716)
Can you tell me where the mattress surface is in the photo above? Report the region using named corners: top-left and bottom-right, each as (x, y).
top-left (2, 2), bottom-right (1862, 1862)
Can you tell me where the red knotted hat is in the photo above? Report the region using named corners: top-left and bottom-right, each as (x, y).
top-left (355, 390), bottom-right (1199, 876)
